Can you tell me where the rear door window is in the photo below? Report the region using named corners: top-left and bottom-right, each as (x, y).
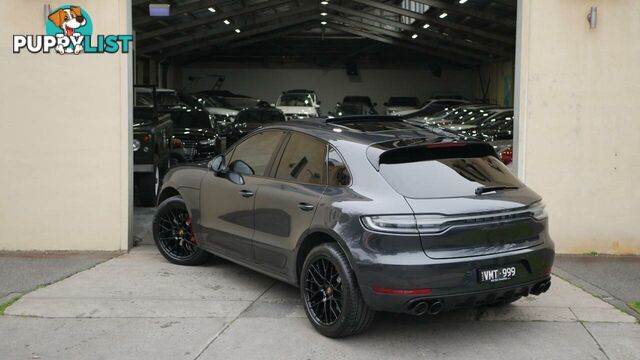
top-left (275, 133), bottom-right (327, 185)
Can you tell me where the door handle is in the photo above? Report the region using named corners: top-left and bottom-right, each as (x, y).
top-left (297, 202), bottom-right (315, 211)
top-left (239, 190), bottom-right (254, 198)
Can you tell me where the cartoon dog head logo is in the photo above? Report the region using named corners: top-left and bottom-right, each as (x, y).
top-left (45, 5), bottom-right (93, 54)
top-left (48, 7), bottom-right (86, 36)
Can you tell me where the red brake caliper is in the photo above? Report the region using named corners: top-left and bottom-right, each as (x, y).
top-left (185, 217), bottom-right (197, 245)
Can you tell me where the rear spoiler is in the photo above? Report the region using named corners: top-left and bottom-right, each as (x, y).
top-left (367, 141), bottom-right (498, 170)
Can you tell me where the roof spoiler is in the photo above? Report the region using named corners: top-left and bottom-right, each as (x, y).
top-left (368, 142), bottom-right (498, 170)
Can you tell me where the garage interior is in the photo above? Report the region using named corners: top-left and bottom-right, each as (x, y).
top-left (132, 0), bottom-right (516, 112)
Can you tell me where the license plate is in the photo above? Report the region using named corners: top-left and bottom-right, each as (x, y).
top-left (479, 265), bottom-right (517, 283)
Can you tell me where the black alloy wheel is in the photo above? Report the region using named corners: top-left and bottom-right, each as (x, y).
top-left (153, 196), bottom-right (212, 266)
top-left (304, 257), bottom-right (344, 326)
top-left (300, 243), bottom-right (375, 337)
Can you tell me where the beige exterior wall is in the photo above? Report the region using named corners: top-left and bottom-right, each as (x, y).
top-left (0, 0), bottom-right (132, 250)
top-left (515, 0), bottom-right (640, 254)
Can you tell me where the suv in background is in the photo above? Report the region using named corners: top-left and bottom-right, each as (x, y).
top-left (396, 98), bottom-right (470, 117)
top-left (132, 105), bottom-right (172, 206)
top-left (276, 90), bottom-right (321, 119)
top-left (226, 106), bottom-right (286, 145)
top-left (384, 96), bottom-right (420, 115)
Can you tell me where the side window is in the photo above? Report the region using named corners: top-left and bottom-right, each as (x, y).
top-left (327, 147), bottom-right (351, 186)
top-left (275, 133), bottom-right (326, 185)
top-left (228, 131), bottom-right (283, 176)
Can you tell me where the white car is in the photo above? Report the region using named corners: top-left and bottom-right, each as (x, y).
top-left (394, 98), bottom-right (470, 117)
top-left (276, 91), bottom-right (320, 119)
top-left (188, 94), bottom-right (239, 124)
top-left (384, 96), bottom-right (420, 115)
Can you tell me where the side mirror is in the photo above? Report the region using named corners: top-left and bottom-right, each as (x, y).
top-left (208, 154), bottom-right (227, 175)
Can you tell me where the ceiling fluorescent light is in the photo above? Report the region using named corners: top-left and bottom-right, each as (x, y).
top-left (235, 28), bottom-right (241, 33)
top-left (223, 19), bottom-right (231, 25)
top-left (411, 34), bottom-right (418, 39)
top-left (423, 23), bottom-right (430, 29)
top-left (208, 7), bottom-right (216, 12)
top-left (439, 12), bottom-right (448, 18)
top-left (149, 4), bottom-right (170, 17)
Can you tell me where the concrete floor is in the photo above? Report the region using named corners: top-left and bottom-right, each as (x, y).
top-left (0, 251), bottom-right (117, 305)
top-left (1, 244), bottom-right (638, 360)
top-left (555, 255), bottom-right (640, 303)
top-left (1, 208), bottom-right (638, 359)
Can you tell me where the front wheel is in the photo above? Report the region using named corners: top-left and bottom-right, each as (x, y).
top-left (153, 196), bottom-right (212, 266)
top-left (300, 243), bottom-right (375, 337)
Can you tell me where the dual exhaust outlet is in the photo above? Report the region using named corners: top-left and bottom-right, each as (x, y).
top-left (409, 280), bottom-right (551, 315)
top-left (531, 280), bottom-right (551, 295)
top-left (411, 300), bottom-right (444, 316)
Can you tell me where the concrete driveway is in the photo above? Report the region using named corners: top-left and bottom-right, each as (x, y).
top-left (2, 244), bottom-right (638, 360)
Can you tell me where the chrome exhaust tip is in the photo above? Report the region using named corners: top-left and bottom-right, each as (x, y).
top-left (427, 300), bottom-right (444, 315)
top-left (413, 301), bottom-right (429, 316)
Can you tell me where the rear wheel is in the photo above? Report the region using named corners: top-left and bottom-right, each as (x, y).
top-left (300, 243), bottom-right (375, 337)
top-left (153, 196), bottom-right (212, 266)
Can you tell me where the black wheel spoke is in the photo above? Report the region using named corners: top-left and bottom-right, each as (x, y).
top-left (304, 256), bottom-right (343, 326)
top-left (157, 206), bottom-right (197, 261)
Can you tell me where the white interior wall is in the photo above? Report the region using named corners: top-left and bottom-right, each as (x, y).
top-left (181, 66), bottom-right (475, 114)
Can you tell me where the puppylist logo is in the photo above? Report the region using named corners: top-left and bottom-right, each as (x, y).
top-left (13, 5), bottom-right (133, 55)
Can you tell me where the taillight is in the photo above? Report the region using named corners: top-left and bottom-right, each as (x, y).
top-left (499, 146), bottom-right (513, 165)
top-left (142, 134), bottom-right (151, 142)
top-left (171, 138), bottom-right (184, 148)
top-left (373, 287), bottom-right (432, 295)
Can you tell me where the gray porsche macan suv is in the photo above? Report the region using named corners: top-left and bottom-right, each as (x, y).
top-left (153, 116), bottom-right (554, 337)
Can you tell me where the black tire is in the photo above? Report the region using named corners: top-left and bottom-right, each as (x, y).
top-left (300, 243), bottom-right (375, 337)
top-left (139, 158), bottom-right (160, 207)
top-left (153, 196), bottom-right (212, 266)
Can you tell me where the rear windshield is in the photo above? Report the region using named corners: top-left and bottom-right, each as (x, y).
top-left (379, 156), bottom-right (521, 198)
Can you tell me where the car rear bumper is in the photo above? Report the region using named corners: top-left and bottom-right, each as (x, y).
top-left (354, 243), bottom-right (554, 314)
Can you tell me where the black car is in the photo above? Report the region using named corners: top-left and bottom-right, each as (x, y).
top-left (198, 90), bottom-right (270, 110)
top-left (170, 111), bottom-right (223, 163)
top-left (132, 106), bottom-right (172, 206)
top-left (153, 116), bottom-right (554, 337)
top-left (225, 107), bottom-right (286, 145)
top-left (340, 96), bottom-right (377, 114)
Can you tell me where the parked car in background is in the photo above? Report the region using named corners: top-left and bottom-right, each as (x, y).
top-left (444, 108), bottom-right (512, 132)
top-left (384, 96), bottom-right (420, 115)
top-left (132, 105), bottom-right (173, 206)
top-left (331, 96), bottom-right (377, 116)
top-left (396, 98), bottom-right (470, 117)
top-left (183, 93), bottom-right (239, 125)
top-left (276, 91), bottom-right (320, 119)
top-left (170, 110), bottom-right (224, 164)
top-left (404, 103), bottom-right (483, 125)
top-left (341, 96), bottom-right (377, 114)
top-left (198, 90), bottom-right (270, 110)
top-left (330, 102), bottom-right (371, 117)
top-left (225, 106), bottom-right (286, 145)
top-left (153, 116), bottom-right (554, 337)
